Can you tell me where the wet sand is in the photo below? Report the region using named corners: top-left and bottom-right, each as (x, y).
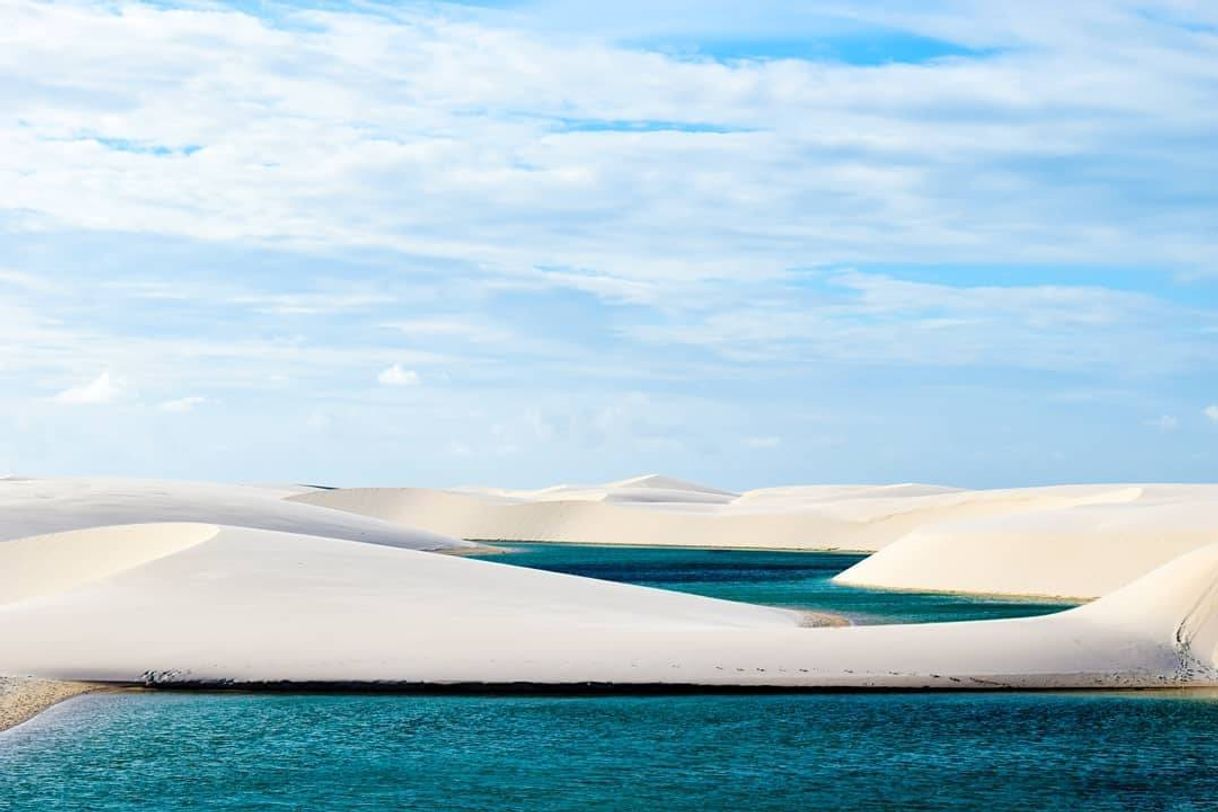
top-left (0, 677), bottom-right (105, 733)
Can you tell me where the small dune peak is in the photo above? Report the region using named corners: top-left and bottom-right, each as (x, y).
top-left (607, 474), bottom-right (738, 497)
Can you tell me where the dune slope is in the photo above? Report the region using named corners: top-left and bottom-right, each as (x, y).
top-left (835, 486), bottom-right (1218, 598)
top-left (0, 477), bottom-right (469, 552)
top-left (290, 480), bottom-right (1149, 553)
top-left (293, 479), bottom-right (1218, 598)
top-left (3, 522), bottom-right (1217, 689)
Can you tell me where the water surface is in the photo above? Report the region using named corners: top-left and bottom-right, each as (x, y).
top-left (4, 690), bottom-right (1217, 811)
top-left (478, 542), bottom-right (1077, 623)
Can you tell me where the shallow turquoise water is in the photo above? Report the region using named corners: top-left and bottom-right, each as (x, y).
top-left (1, 545), bottom-right (1197, 811)
top-left (478, 543), bottom-right (1078, 623)
top-left (5, 690), bottom-right (1218, 811)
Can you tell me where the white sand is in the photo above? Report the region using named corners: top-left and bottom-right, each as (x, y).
top-left (285, 472), bottom-right (1149, 555)
top-left (293, 477), bottom-right (1218, 598)
top-left (5, 474), bottom-right (1218, 693)
top-left (290, 477), bottom-right (1150, 552)
top-left (2, 520), bottom-right (1217, 689)
top-left (0, 523), bottom-right (217, 605)
top-left (0, 476), bottom-right (470, 552)
top-left (834, 485), bottom-right (1218, 598)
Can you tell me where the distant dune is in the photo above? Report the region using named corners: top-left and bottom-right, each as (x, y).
top-left (291, 476), bottom-right (1218, 598)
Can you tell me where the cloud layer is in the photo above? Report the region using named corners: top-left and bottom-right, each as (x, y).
top-left (0, 0), bottom-right (1216, 487)
top-left (4, 0), bottom-right (1216, 277)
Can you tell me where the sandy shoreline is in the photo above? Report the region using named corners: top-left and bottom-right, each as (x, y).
top-left (0, 677), bottom-right (108, 734)
top-left (798, 610), bottom-right (852, 627)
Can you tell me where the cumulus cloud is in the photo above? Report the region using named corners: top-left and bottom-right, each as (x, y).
top-left (1204, 405), bottom-right (1218, 423)
top-left (53, 371), bottom-right (122, 405)
top-left (377, 364), bottom-right (421, 386)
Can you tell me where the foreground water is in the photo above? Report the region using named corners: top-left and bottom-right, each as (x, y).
top-left (5, 690), bottom-right (1218, 811)
top-left (2, 545), bottom-right (1207, 811)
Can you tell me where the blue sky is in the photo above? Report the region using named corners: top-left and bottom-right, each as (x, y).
top-left (1, 0), bottom-right (1217, 489)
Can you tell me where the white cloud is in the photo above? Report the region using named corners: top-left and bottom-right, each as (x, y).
top-left (1147, 414), bottom-right (1179, 432)
top-left (384, 317), bottom-right (513, 344)
top-left (1, 0), bottom-right (1216, 488)
top-left (628, 270), bottom-right (1217, 374)
top-left (159, 395), bottom-right (206, 413)
top-left (377, 364), bottom-right (421, 386)
top-left (0, 0), bottom-right (1213, 294)
top-left (53, 371), bottom-right (122, 405)
top-left (1204, 405), bottom-right (1218, 423)
top-left (234, 292), bottom-right (396, 316)
top-left (744, 436), bottom-right (782, 449)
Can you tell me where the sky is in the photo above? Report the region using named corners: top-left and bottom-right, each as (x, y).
top-left (1, 0), bottom-right (1217, 490)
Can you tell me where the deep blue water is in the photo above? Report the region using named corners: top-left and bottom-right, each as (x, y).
top-left (477, 543), bottom-right (1078, 623)
top-left (1, 545), bottom-right (1207, 811)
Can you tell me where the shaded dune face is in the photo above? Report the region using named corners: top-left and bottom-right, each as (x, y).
top-left (2, 522), bottom-right (1218, 689)
top-left (1083, 542), bottom-right (1218, 675)
top-left (0, 523), bottom-right (218, 605)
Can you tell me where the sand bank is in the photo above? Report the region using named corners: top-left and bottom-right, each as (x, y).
top-left (0, 677), bottom-right (104, 733)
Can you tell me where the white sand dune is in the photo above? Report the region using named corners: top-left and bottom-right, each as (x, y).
top-left (2, 521), bottom-right (1217, 689)
top-left (0, 477), bottom-right (470, 552)
top-left (0, 523), bottom-right (217, 605)
top-left (289, 477), bottom-right (1152, 553)
top-left (466, 474), bottom-right (741, 503)
top-left (293, 478), bottom-right (1218, 598)
top-left (834, 485), bottom-right (1218, 598)
top-left (6, 474), bottom-right (1218, 694)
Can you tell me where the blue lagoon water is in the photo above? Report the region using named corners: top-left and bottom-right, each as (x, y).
top-left (477, 542), bottom-right (1078, 623)
top-left (5, 690), bottom-right (1218, 811)
top-left (2, 544), bottom-right (1210, 811)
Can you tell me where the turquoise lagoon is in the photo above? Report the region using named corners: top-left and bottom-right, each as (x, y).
top-left (3, 544), bottom-right (1214, 811)
top-left (477, 542), bottom-right (1078, 623)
